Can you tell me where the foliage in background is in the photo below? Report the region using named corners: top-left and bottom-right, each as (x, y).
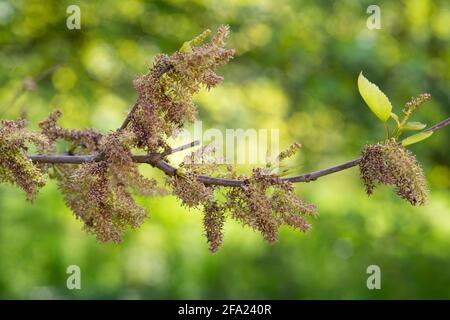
top-left (0, 0), bottom-right (449, 299)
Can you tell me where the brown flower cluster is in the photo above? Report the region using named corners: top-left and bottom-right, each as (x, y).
top-left (100, 131), bottom-right (165, 197)
top-left (170, 173), bottom-right (224, 252)
top-left (227, 168), bottom-right (317, 243)
top-left (169, 142), bottom-right (317, 252)
top-left (30, 27), bottom-right (236, 244)
top-left (149, 135), bottom-right (319, 252)
top-left (54, 131), bottom-right (166, 243)
top-left (203, 201), bottom-right (226, 253)
top-left (56, 161), bottom-right (146, 243)
top-left (169, 145), bottom-right (223, 208)
top-left (38, 109), bottom-right (166, 242)
top-left (168, 145), bottom-right (236, 252)
top-left (0, 119), bottom-right (50, 200)
top-left (40, 110), bottom-right (103, 152)
top-left (360, 140), bottom-right (428, 205)
top-left (131, 25), bottom-right (235, 152)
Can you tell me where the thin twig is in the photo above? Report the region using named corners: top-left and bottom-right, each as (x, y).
top-left (28, 140), bottom-right (199, 164)
top-left (424, 117), bottom-right (450, 133)
top-left (161, 140), bottom-right (200, 157)
top-left (119, 99), bottom-right (141, 130)
top-left (26, 154), bottom-right (360, 186)
top-left (284, 158), bottom-right (361, 183)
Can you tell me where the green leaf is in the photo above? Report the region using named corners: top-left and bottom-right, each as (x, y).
top-left (401, 131), bottom-right (433, 146)
top-left (358, 72), bottom-right (393, 122)
top-left (403, 121), bottom-right (427, 131)
top-left (179, 29), bottom-right (211, 53)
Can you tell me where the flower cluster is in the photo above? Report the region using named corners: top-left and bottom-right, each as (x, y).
top-left (40, 110), bottom-right (103, 152)
top-left (131, 25), bottom-right (235, 152)
top-left (168, 143), bottom-right (317, 252)
top-left (227, 169), bottom-right (317, 243)
top-left (203, 201), bottom-right (226, 253)
top-left (54, 133), bottom-right (166, 243)
top-left (169, 144), bottom-right (223, 208)
top-left (0, 119), bottom-right (50, 200)
top-left (100, 131), bottom-right (165, 197)
top-left (39, 110), bottom-right (166, 242)
top-left (360, 140), bottom-right (428, 205)
top-left (168, 145), bottom-right (236, 252)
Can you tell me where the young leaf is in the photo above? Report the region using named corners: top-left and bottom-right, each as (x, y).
top-left (179, 41), bottom-right (193, 53)
top-left (179, 29), bottom-right (212, 53)
top-left (390, 112), bottom-right (400, 125)
top-left (358, 72), bottom-right (392, 123)
top-left (403, 122), bottom-right (427, 131)
top-left (401, 131), bottom-right (433, 146)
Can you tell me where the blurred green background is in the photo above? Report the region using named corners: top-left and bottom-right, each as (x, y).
top-left (0, 0), bottom-right (449, 299)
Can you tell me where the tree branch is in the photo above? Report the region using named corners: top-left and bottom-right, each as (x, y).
top-left (119, 99), bottom-right (141, 131)
top-left (28, 140), bottom-right (199, 164)
top-left (27, 117), bottom-right (449, 187)
top-left (160, 140), bottom-right (200, 157)
top-left (424, 117), bottom-right (450, 133)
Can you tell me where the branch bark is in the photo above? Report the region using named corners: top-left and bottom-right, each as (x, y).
top-left (424, 117), bottom-right (450, 133)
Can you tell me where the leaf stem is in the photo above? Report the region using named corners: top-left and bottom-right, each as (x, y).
top-left (384, 122), bottom-right (390, 140)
